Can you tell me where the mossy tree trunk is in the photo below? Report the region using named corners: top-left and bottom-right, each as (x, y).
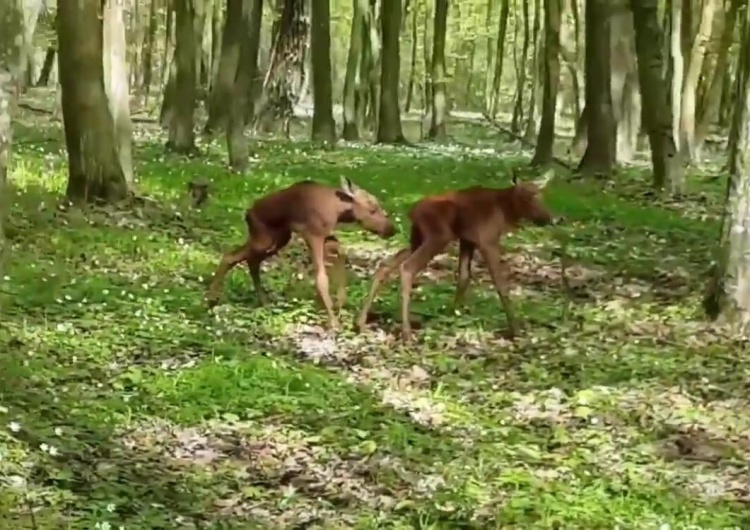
top-left (167, 0), bottom-right (198, 155)
top-left (310, 0), bottom-right (336, 143)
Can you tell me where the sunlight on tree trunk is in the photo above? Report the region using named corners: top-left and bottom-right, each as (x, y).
top-left (668, 0), bottom-right (683, 166)
top-left (103, 0), bottom-right (134, 185)
top-left (704, 12), bottom-right (750, 335)
top-left (376, 0), bottom-right (405, 143)
top-left (58, 0), bottom-right (128, 204)
top-left (577, 0), bottom-right (615, 175)
top-left (343, 0), bottom-right (366, 140)
top-left (428, 0), bottom-right (448, 140)
top-left (531, 0), bottom-right (561, 166)
top-left (167, 0), bottom-right (198, 155)
top-left (311, 0), bottom-right (336, 144)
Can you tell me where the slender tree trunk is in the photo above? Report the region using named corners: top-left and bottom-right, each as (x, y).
top-left (343, 0), bottom-right (366, 140)
top-left (404, 1), bottom-right (419, 113)
top-left (428, 0), bottom-right (448, 140)
top-left (58, 0), bottom-right (129, 203)
top-left (36, 46), bottom-right (56, 86)
top-left (532, 0), bottom-right (561, 165)
top-left (511, 0), bottom-right (531, 131)
top-left (141, 0), bottom-right (159, 103)
top-left (376, 0), bottom-right (405, 143)
top-left (488, 0), bottom-right (510, 117)
top-left (311, 0), bottom-right (336, 143)
top-left (524, 0), bottom-right (543, 141)
top-left (482, 0), bottom-right (495, 112)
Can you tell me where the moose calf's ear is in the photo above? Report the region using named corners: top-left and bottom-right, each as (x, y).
top-left (339, 175), bottom-right (357, 196)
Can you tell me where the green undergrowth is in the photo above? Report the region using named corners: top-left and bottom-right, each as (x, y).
top-left (1, 117), bottom-right (748, 529)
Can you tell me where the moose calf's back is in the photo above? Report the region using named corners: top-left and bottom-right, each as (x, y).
top-left (248, 181), bottom-right (344, 230)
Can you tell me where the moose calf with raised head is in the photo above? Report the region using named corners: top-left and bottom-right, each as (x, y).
top-left (356, 170), bottom-right (560, 342)
top-left (206, 176), bottom-right (396, 329)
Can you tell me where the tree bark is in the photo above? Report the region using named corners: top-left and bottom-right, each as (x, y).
top-left (58, 0), bottom-right (129, 203)
top-left (428, 0), bottom-right (448, 140)
top-left (376, 0), bottom-right (405, 143)
top-left (141, 0), bottom-right (159, 103)
top-left (404, 1), bottom-right (419, 113)
top-left (610, 5), bottom-right (640, 163)
top-left (310, 0), bottom-right (336, 143)
top-left (167, 0), bottom-right (198, 154)
top-left (35, 46), bottom-right (55, 86)
top-left (531, 0), bottom-right (561, 165)
top-left (511, 0), bottom-right (531, 132)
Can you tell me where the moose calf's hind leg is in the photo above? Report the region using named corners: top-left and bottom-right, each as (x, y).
top-left (356, 248), bottom-right (411, 331)
top-left (399, 241), bottom-right (447, 342)
top-left (478, 244), bottom-right (519, 338)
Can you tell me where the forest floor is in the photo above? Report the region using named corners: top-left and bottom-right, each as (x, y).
top-left (2, 106), bottom-right (750, 529)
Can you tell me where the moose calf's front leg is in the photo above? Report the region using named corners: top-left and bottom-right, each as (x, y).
top-left (478, 244), bottom-right (519, 338)
top-left (307, 235), bottom-right (339, 330)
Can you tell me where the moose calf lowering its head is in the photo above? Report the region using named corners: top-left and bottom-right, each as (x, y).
top-left (206, 176), bottom-right (396, 329)
top-left (357, 170), bottom-right (560, 342)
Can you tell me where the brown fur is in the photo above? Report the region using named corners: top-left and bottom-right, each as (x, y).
top-left (206, 177), bottom-right (395, 329)
top-left (356, 170), bottom-right (559, 342)
top-left (188, 180), bottom-right (210, 208)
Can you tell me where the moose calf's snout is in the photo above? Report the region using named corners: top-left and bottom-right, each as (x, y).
top-left (381, 222), bottom-right (397, 239)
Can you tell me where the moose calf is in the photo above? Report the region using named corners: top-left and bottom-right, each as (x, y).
top-left (206, 177), bottom-right (396, 329)
top-left (356, 170), bottom-right (559, 342)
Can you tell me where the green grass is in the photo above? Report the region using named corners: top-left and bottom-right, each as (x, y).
top-left (2, 111), bottom-right (750, 529)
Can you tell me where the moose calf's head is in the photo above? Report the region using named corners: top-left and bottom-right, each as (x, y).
top-left (337, 176), bottom-right (396, 238)
top-left (511, 169), bottom-right (558, 227)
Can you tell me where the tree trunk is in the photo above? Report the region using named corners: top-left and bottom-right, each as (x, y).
top-left (523, 0), bottom-right (543, 142)
top-left (404, 1), bottom-right (419, 113)
top-left (167, 0), bottom-right (198, 154)
top-left (310, 0), bottom-right (336, 143)
top-left (511, 0), bottom-right (530, 132)
top-left (576, 0), bottom-right (615, 174)
top-left (209, 0), bottom-right (223, 92)
top-left (531, 0), bottom-right (561, 165)
top-left (482, 0), bottom-right (495, 112)
top-left (488, 0), bottom-right (510, 117)
top-left (103, 0), bottom-right (134, 184)
top-left (227, 0), bottom-right (262, 171)
top-left (631, 0), bottom-right (683, 192)
top-left (376, 0), bottom-right (405, 143)
top-left (0, 0), bottom-right (23, 271)
top-left (703, 10), bottom-right (750, 334)
top-left (668, 0), bottom-right (684, 173)
top-left (610, 5), bottom-right (640, 163)
top-left (343, 0), bottom-right (366, 140)
top-left (205, 0), bottom-right (242, 133)
top-left (19, 0), bottom-right (43, 93)
top-left (678, 0), bottom-right (716, 163)
top-left (695, 0), bottom-right (739, 155)
top-left (141, 0), bottom-right (159, 103)
top-left (428, 0), bottom-right (448, 140)
top-left (58, 0), bottom-right (129, 203)
top-left (36, 46), bottom-right (56, 86)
